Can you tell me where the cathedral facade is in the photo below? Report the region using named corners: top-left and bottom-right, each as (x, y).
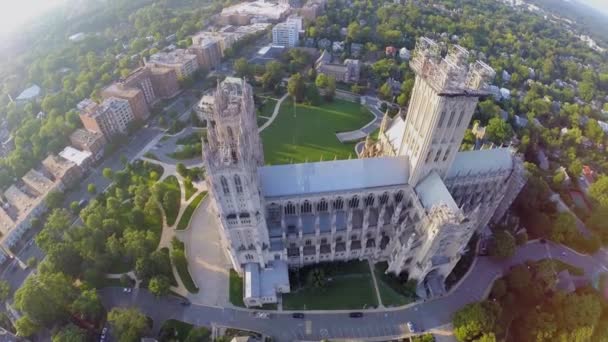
top-left (202, 37), bottom-right (525, 307)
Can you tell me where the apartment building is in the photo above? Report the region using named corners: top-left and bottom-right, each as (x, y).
top-left (70, 128), bottom-right (107, 161)
top-left (147, 49), bottom-right (199, 79)
top-left (78, 97), bottom-right (135, 139)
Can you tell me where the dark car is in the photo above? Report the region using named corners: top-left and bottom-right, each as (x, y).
top-left (540, 238), bottom-right (546, 244)
top-left (349, 312), bottom-right (363, 318)
top-left (292, 313), bottom-right (305, 319)
top-left (180, 301), bottom-right (191, 306)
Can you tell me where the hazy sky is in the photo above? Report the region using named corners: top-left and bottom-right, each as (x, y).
top-left (0, 0), bottom-right (66, 34)
top-left (577, 0), bottom-right (608, 15)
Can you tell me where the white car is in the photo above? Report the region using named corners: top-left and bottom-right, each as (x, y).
top-left (407, 321), bottom-right (417, 333)
top-left (123, 288), bottom-right (132, 293)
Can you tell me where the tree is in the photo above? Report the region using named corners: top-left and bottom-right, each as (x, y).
top-left (506, 264), bottom-right (532, 292)
top-left (485, 117), bottom-right (513, 145)
top-left (287, 73), bottom-right (306, 102)
top-left (0, 280), bottom-right (9, 302)
top-left (515, 231), bottom-right (528, 245)
top-left (261, 61), bottom-right (283, 91)
top-left (184, 327), bottom-right (211, 342)
top-left (102, 167), bottom-right (113, 179)
top-left (551, 213), bottom-right (577, 244)
top-left (71, 289), bottom-right (103, 321)
top-left (14, 316), bottom-right (40, 337)
top-left (14, 272), bottom-right (76, 325)
top-left (87, 183), bottom-right (97, 194)
top-left (70, 201), bottom-right (80, 213)
top-left (108, 308), bottom-right (148, 342)
top-left (176, 162), bottom-right (187, 177)
top-left (315, 74), bottom-right (328, 88)
top-left (589, 175), bottom-right (608, 208)
top-left (306, 268), bottom-right (326, 289)
top-left (149, 275), bottom-right (171, 297)
top-left (490, 230), bottom-right (516, 259)
top-left (586, 119), bottom-right (604, 145)
top-left (45, 191), bottom-right (64, 209)
top-left (234, 58), bottom-right (252, 79)
top-left (453, 301), bottom-right (501, 342)
top-left (52, 324), bottom-right (87, 342)
top-left (325, 76), bottom-right (336, 101)
top-left (490, 278), bottom-right (507, 299)
top-left (378, 82), bottom-right (393, 101)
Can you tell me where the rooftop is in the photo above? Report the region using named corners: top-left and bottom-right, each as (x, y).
top-left (149, 49), bottom-right (197, 66)
top-left (415, 171), bottom-right (458, 212)
top-left (70, 129), bottom-right (104, 148)
top-left (4, 186), bottom-right (36, 213)
top-left (59, 146), bottom-right (92, 167)
top-left (42, 155), bottom-right (77, 180)
top-left (22, 169), bottom-right (55, 193)
top-left (385, 116), bottom-right (405, 152)
top-left (15, 84), bottom-right (41, 101)
top-left (221, 1), bottom-right (290, 20)
top-left (446, 148), bottom-right (513, 179)
top-left (258, 156), bottom-right (410, 198)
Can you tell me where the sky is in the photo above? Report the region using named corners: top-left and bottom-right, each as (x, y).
top-left (0, 0), bottom-right (66, 34)
top-left (577, 0), bottom-right (608, 15)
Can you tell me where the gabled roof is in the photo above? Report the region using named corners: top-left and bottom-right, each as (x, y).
top-left (446, 148), bottom-right (513, 179)
top-left (258, 156), bottom-right (410, 198)
top-left (415, 171), bottom-right (458, 212)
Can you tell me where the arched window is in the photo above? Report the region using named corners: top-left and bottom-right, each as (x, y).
top-left (301, 201), bottom-right (312, 213)
top-left (434, 148), bottom-right (442, 162)
top-left (234, 174), bottom-right (243, 193)
top-left (447, 110), bottom-right (456, 126)
top-left (379, 192), bottom-right (389, 205)
top-left (394, 191), bottom-right (404, 203)
top-left (285, 202), bottom-right (296, 215)
top-left (220, 176), bottom-right (230, 194)
top-left (456, 110), bottom-right (465, 127)
top-left (333, 197), bottom-right (344, 210)
top-left (349, 196), bottom-right (359, 209)
top-left (305, 240), bottom-right (312, 246)
top-left (438, 111), bottom-right (446, 127)
top-left (364, 194), bottom-right (375, 207)
top-left (443, 148), bottom-right (451, 162)
top-left (317, 199), bottom-right (328, 212)
top-left (425, 149), bottom-right (432, 163)
top-left (227, 126), bottom-right (235, 143)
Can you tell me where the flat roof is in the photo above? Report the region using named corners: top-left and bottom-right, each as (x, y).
top-left (22, 169), bottom-right (55, 193)
top-left (415, 171), bottom-right (458, 212)
top-left (446, 148), bottom-right (513, 179)
top-left (258, 156), bottom-right (410, 198)
top-left (59, 146), bottom-right (92, 166)
top-left (15, 85), bottom-right (41, 101)
top-left (385, 116), bottom-right (405, 152)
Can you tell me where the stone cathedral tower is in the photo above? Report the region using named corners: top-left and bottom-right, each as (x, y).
top-left (398, 38), bottom-right (496, 185)
top-left (202, 78), bottom-right (270, 273)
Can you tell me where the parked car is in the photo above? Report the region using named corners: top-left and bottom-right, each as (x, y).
top-left (180, 300), bottom-right (191, 306)
top-left (407, 321), bottom-right (417, 333)
top-left (292, 313), bottom-right (305, 319)
top-left (123, 288), bottom-right (132, 293)
top-left (254, 312), bottom-right (271, 319)
top-left (349, 312), bottom-right (363, 318)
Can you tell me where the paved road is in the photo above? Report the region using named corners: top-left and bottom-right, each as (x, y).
top-left (101, 241), bottom-right (605, 341)
top-left (335, 96), bottom-right (384, 143)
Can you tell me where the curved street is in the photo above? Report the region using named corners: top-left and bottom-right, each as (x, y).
top-left (100, 240), bottom-right (606, 341)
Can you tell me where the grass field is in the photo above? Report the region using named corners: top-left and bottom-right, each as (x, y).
top-left (282, 275), bottom-right (378, 310)
top-left (282, 260), bottom-right (378, 310)
top-left (261, 99), bottom-right (374, 165)
top-left (229, 269), bottom-right (245, 307)
top-left (171, 239), bottom-right (199, 293)
top-left (177, 192), bottom-right (207, 230)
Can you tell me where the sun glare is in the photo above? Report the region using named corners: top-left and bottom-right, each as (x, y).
top-left (0, 0), bottom-right (66, 34)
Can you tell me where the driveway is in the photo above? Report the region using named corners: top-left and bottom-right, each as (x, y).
top-left (335, 96), bottom-right (384, 143)
top-left (101, 240), bottom-right (606, 341)
top-left (180, 196), bottom-right (232, 307)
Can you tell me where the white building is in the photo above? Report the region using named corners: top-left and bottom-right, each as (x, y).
top-left (203, 39), bottom-right (525, 307)
top-left (59, 146), bottom-right (93, 169)
top-left (272, 21), bottom-right (299, 48)
top-left (399, 47), bottom-right (411, 60)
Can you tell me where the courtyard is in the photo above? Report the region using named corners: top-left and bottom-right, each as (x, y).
top-left (261, 99), bottom-right (374, 165)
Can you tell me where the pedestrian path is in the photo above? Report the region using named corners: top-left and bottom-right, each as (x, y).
top-left (336, 96), bottom-right (384, 143)
top-left (258, 93), bottom-right (289, 133)
top-left (368, 259), bottom-right (384, 308)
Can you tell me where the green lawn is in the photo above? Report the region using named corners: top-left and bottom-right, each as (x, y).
top-left (160, 176), bottom-right (181, 226)
top-left (282, 275), bottom-right (378, 310)
top-left (158, 319), bottom-right (195, 342)
top-left (257, 97), bottom-right (277, 117)
top-left (177, 192), bottom-right (207, 230)
top-left (373, 262), bottom-right (417, 307)
top-left (261, 99), bottom-right (374, 165)
top-left (229, 269), bottom-right (245, 307)
top-left (171, 239), bottom-right (199, 293)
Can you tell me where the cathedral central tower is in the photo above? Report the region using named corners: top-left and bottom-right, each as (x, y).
top-left (398, 38), bottom-right (495, 185)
